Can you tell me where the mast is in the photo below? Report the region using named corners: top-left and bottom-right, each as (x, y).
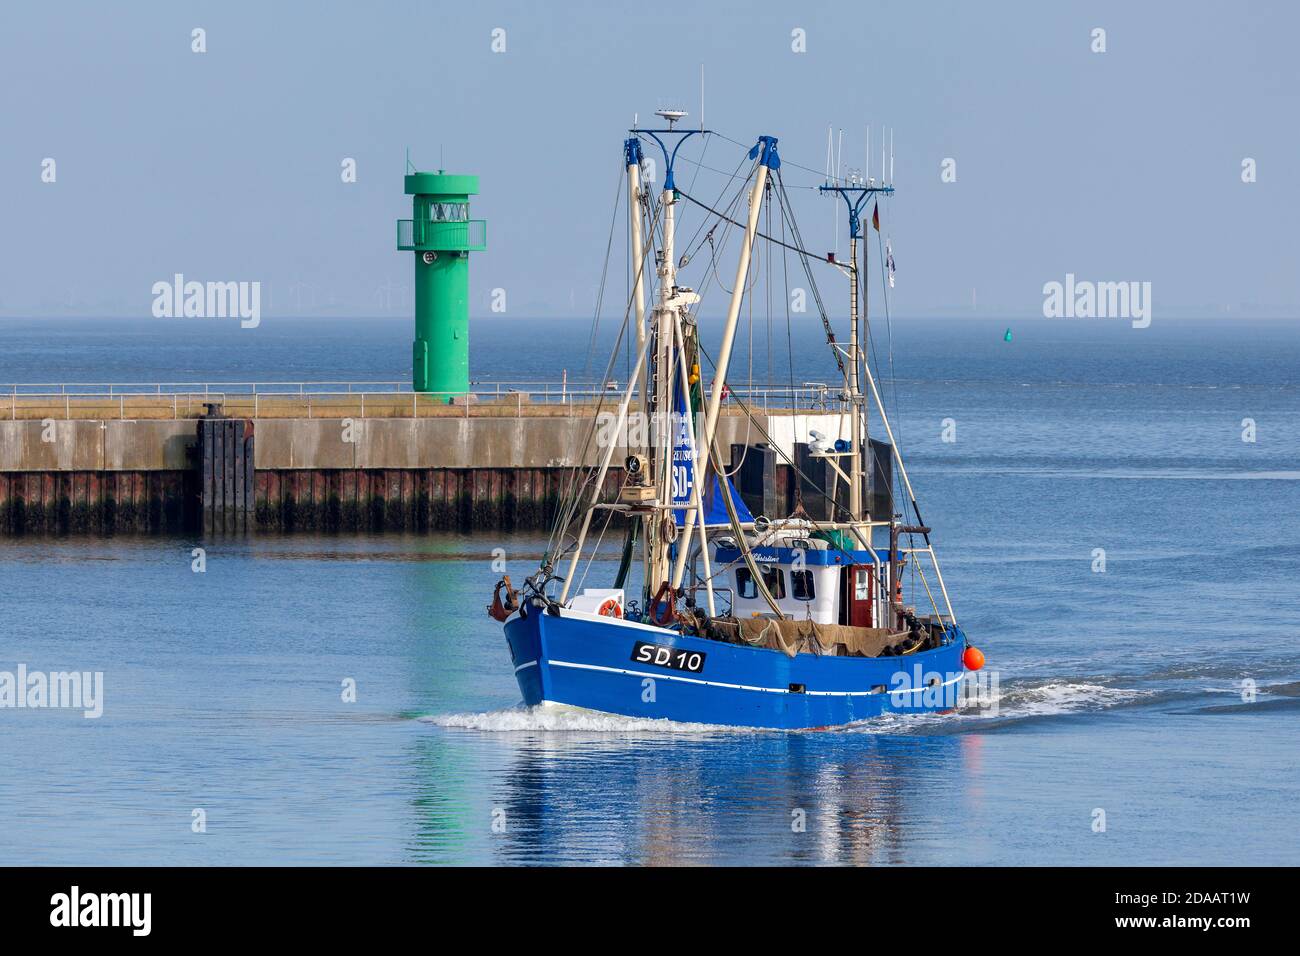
top-left (650, 165), bottom-right (677, 590)
top-left (671, 310), bottom-right (715, 617)
top-left (821, 157), bottom-right (959, 627)
top-left (847, 231), bottom-right (862, 525)
top-left (633, 110), bottom-right (706, 603)
top-left (670, 135), bottom-right (779, 593)
top-left (625, 138), bottom-right (648, 403)
top-left (624, 137), bottom-right (654, 595)
top-left (819, 173), bottom-right (892, 545)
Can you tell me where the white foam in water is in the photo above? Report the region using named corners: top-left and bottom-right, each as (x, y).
top-left (844, 680), bottom-right (1150, 734)
top-left (423, 703), bottom-right (743, 734)
top-left (994, 681), bottom-right (1149, 716)
top-left (423, 681), bottom-right (1150, 735)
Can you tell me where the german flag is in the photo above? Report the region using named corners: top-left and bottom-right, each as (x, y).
top-left (872, 202), bottom-right (880, 232)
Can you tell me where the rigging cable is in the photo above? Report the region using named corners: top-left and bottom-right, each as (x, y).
top-left (865, 200), bottom-right (930, 547)
top-left (545, 183), bottom-right (664, 566)
top-left (581, 160), bottom-right (628, 382)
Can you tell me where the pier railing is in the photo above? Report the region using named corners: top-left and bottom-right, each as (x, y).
top-left (3, 381), bottom-right (841, 420)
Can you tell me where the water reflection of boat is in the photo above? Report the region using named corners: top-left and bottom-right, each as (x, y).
top-left (471, 729), bottom-right (964, 866)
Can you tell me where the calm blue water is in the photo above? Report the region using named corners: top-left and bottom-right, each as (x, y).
top-left (1, 317), bottom-right (1298, 865)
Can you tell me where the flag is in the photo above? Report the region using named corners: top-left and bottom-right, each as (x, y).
top-left (871, 202), bottom-right (880, 232)
top-left (886, 240), bottom-right (895, 288)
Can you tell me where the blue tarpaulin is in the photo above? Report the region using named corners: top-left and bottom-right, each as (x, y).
top-left (674, 472), bottom-right (755, 528)
top-left (668, 369), bottom-right (754, 529)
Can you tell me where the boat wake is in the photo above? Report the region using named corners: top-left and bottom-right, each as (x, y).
top-left (992, 680), bottom-right (1151, 716)
top-left (422, 680), bottom-right (1155, 736)
top-left (841, 679), bottom-right (1154, 735)
top-left (422, 704), bottom-right (743, 735)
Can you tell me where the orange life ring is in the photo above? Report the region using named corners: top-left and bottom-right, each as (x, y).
top-left (597, 598), bottom-right (623, 619)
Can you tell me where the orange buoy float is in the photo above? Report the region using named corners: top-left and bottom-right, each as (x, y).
top-left (597, 598), bottom-right (622, 619)
top-left (962, 646), bottom-right (985, 671)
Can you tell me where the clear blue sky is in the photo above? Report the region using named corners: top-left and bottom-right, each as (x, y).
top-left (1, 0), bottom-right (1296, 319)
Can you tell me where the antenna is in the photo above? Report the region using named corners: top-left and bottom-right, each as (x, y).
top-left (890, 128), bottom-right (894, 184)
top-left (836, 128), bottom-right (844, 184)
top-left (826, 126), bottom-right (837, 255)
top-left (865, 127), bottom-right (870, 184)
top-left (700, 64), bottom-right (705, 130)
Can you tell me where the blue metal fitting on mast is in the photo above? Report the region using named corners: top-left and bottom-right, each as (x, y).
top-left (819, 180), bottom-right (894, 239)
top-left (749, 135), bottom-right (781, 170)
top-left (624, 137), bottom-right (643, 168)
top-left (633, 127), bottom-right (706, 193)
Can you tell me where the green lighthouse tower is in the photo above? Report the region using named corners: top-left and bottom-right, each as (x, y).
top-left (397, 170), bottom-right (486, 398)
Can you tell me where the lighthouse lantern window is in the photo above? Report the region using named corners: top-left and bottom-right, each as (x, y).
top-left (429, 202), bottom-right (469, 222)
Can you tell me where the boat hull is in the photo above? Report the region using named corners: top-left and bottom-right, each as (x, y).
top-left (504, 603), bottom-right (968, 730)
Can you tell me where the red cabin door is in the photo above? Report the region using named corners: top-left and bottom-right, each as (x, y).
top-left (843, 565), bottom-right (874, 628)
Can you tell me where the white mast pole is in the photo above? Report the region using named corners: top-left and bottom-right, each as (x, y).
top-left (649, 177), bottom-right (677, 590)
top-left (627, 145), bottom-right (649, 403)
top-left (848, 232), bottom-right (862, 529)
top-left (671, 310), bottom-right (715, 617)
top-left (626, 138), bottom-right (654, 595)
top-left (671, 139), bottom-right (775, 591)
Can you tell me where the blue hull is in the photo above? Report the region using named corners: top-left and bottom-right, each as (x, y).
top-left (504, 605), bottom-right (968, 730)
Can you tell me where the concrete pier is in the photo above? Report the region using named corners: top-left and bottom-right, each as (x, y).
top-left (0, 387), bottom-right (849, 535)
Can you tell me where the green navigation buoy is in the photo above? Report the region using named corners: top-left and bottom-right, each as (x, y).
top-left (396, 170), bottom-right (487, 399)
top-left (1003, 328), bottom-right (1013, 342)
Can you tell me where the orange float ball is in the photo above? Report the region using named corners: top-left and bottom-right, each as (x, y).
top-left (963, 646), bottom-right (985, 671)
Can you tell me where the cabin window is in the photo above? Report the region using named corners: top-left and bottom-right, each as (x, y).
top-left (791, 570), bottom-right (815, 601)
top-left (736, 568), bottom-right (755, 599)
top-left (765, 568), bottom-right (786, 599)
top-left (855, 568), bottom-right (872, 600)
top-left (736, 567), bottom-right (786, 600)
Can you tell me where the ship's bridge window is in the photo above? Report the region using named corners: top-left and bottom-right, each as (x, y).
top-left (736, 566), bottom-right (786, 600)
top-left (428, 203), bottom-right (469, 221)
top-left (791, 570), bottom-right (815, 601)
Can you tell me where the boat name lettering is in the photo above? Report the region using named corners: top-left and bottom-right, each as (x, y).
top-left (630, 641), bottom-right (706, 674)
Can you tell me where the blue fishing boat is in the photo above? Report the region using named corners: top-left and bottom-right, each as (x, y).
top-left (490, 111), bottom-right (982, 730)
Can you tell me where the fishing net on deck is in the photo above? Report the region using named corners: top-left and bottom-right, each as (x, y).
top-left (706, 617), bottom-right (911, 659)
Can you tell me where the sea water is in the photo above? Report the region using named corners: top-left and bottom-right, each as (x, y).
top-left (1, 316), bottom-right (1297, 865)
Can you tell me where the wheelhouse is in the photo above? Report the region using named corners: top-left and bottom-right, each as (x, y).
top-left (713, 535), bottom-right (894, 630)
